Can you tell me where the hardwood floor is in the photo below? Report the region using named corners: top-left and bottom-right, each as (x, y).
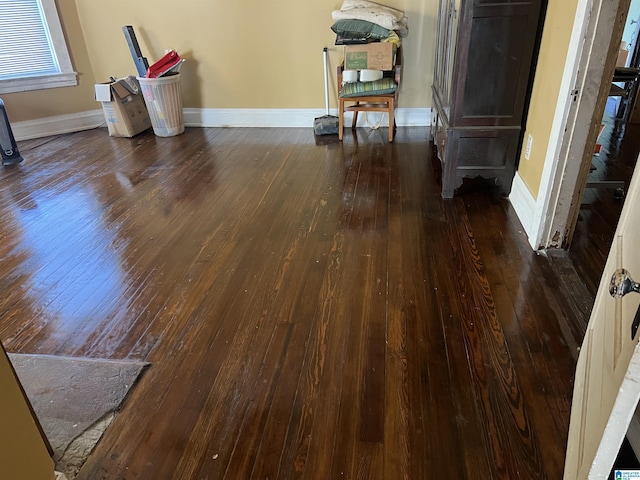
top-left (0, 126), bottom-right (592, 479)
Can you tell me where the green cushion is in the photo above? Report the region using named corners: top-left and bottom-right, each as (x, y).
top-left (340, 77), bottom-right (397, 98)
top-left (331, 19), bottom-right (392, 40)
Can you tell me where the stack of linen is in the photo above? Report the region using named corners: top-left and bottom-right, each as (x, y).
top-left (332, 0), bottom-right (408, 98)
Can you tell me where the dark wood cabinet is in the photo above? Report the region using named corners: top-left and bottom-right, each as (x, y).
top-left (431, 0), bottom-right (544, 198)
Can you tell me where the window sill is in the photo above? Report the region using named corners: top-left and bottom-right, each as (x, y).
top-left (0, 72), bottom-right (78, 95)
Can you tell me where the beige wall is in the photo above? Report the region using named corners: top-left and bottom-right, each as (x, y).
top-left (515, 0), bottom-right (580, 199)
top-left (0, 346), bottom-right (55, 479)
top-left (4, 0), bottom-right (583, 204)
top-left (4, 0), bottom-right (437, 123)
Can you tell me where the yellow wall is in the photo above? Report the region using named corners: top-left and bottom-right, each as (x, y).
top-left (3, 0), bottom-right (584, 204)
top-left (3, 0), bottom-right (436, 122)
top-left (0, 347), bottom-right (55, 479)
top-left (516, 0), bottom-right (580, 199)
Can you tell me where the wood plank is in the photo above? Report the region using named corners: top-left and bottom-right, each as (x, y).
top-left (464, 193), bottom-right (575, 478)
top-left (0, 127), bottom-right (597, 479)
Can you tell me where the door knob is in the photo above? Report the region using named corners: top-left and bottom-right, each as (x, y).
top-left (609, 269), bottom-right (640, 340)
top-left (609, 269), bottom-right (640, 298)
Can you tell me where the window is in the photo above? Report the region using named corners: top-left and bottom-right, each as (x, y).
top-left (0, 0), bottom-right (77, 94)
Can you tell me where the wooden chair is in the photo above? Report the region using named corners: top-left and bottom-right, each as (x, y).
top-left (337, 47), bottom-right (402, 143)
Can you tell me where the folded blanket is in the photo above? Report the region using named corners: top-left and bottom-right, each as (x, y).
top-left (332, 0), bottom-right (409, 37)
top-left (339, 0), bottom-right (404, 20)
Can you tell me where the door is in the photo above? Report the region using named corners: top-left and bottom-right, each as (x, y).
top-left (0, 342), bottom-right (54, 478)
top-left (564, 156), bottom-right (640, 478)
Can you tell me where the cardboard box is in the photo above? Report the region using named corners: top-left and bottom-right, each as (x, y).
top-left (344, 43), bottom-right (396, 71)
top-left (95, 76), bottom-right (151, 137)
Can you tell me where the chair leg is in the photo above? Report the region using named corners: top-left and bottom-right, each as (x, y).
top-left (388, 99), bottom-right (395, 142)
top-left (339, 98), bottom-right (344, 141)
top-left (352, 103), bottom-right (359, 129)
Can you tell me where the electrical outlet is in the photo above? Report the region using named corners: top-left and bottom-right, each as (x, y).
top-left (525, 134), bottom-right (533, 160)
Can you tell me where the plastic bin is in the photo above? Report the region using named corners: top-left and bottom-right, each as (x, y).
top-left (137, 73), bottom-right (184, 137)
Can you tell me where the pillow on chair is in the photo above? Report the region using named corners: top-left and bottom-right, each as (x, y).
top-left (340, 77), bottom-right (397, 97)
top-left (331, 19), bottom-right (392, 40)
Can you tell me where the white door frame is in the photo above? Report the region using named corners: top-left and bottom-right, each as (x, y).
top-left (515, 0), bottom-right (630, 250)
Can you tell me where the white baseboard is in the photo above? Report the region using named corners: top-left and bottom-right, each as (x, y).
top-left (12, 107), bottom-right (431, 141)
top-left (184, 107), bottom-right (431, 128)
top-left (13, 109), bottom-right (105, 141)
top-left (509, 172), bottom-right (538, 249)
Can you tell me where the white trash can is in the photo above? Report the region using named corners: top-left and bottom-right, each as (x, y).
top-left (137, 73), bottom-right (185, 137)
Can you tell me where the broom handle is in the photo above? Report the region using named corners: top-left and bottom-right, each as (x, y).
top-left (323, 47), bottom-right (330, 115)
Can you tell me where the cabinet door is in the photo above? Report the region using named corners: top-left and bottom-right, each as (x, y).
top-left (452, 1), bottom-right (542, 127)
top-left (433, 0), bottom-right (461, 114)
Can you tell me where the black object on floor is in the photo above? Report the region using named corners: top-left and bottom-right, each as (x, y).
top-left (0, 98), bottom-right (24, 166)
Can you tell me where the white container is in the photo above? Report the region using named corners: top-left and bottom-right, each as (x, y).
top-left (137, 73), bottom-right (184, 137)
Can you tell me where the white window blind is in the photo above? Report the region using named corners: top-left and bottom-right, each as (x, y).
top-left (0, 0), bottom-right (57, 79)
top-left (0, 0), bottom-right (77, 94)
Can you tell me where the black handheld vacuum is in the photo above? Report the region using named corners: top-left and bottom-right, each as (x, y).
top-left (313, 47), bottom-right (339, 136)
top-left (0, 99), bottom-right (23, 166)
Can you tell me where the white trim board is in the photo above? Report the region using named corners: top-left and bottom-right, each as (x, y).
top-left (185, 108), bottom-right (430, 128)
top-left (12, 110), bottom-right (105, 141)
top-left (508, 172), bottom-right (537, 247)
top-left (512, 0), bottom-right (590, 251)
top-left (531, 0), bottom-right (594, 250)
top-left (528, 0), bottom-right (627, 250)
top-left (12, 107), bottom-right (431, 141)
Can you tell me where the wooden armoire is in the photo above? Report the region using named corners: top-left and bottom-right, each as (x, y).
top-left (431, 0), bottom-right (544, 198)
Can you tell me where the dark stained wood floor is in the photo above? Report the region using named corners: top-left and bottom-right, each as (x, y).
top-left (0, 125), bottom-right (608, 479)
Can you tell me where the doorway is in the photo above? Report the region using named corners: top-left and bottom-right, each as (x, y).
top-left (554, 0), bottom-right (640, 466)
top-left (522, 0), bottom-right (639, 249)
top-left (570, 0), bottom-right (640, 294)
